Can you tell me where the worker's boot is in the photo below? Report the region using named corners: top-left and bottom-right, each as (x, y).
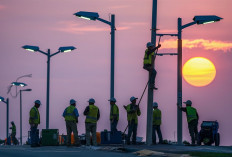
top-left (150, 84), bottom-right (158, 90)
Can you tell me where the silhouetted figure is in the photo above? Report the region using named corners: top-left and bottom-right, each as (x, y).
top-left (10, 121), bottom-right (18, 145)
top-left (178, 100), bottom-right (199, 145)
top-left (124, 96), bottom-right (141, 145)
top-left (152, 102), bottom-right (163, 144)
top-left (143, 42), bottom-right (161, 90)
top-left (29, 100), bottom-right (41, 147)
top-left (63, 99), bottom-right (80, 147)
top-left (109, 97), bottom-right (119, 133)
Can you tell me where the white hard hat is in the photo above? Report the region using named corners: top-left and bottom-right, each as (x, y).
top-left (153, 102), bottom-right (158, 107)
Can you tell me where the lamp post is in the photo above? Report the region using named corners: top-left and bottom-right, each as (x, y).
top-left (22, 45), bottom-right (76, 129)
top-left (74, 11), bottom-right (116, 98)
top-left (177, 15), bottom-right (223, 145)
top-left (19, 89), bottom-right (32, 145)
top-left (0, 96), bottom-right (9, 139)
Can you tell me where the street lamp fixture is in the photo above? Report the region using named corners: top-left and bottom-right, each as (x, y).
top-left (0, 96), bottom-right (9, 139)
top-left (74, 11), bottom-right (116, 98)
top-left (11, 82), bottom-right (27, 87)
top-left (193, 15), bottom-right (223, 24)
top-left (22, 45), bottom-right (76, 129)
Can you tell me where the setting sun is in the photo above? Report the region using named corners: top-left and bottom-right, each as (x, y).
top-left (183, 57), bottom-right (216, 87)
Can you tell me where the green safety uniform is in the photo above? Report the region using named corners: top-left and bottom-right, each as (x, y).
top-left (85, 105), bottom-right (99, 124)
top-left (29, 107), bottom-right (40, 124)
top-left (11, 124), bottom-right (16, 135)
top-left (110, 104), bottom-right (119, 121)
top-left (186, 106), bottom-right (197, 123)
top-left (65, 105), bottom-right (77, 122)
top-left (153, 108), bottom-right (161, 125)
top-left (143, 49), bottom-right (155, 65)
top-left (126, 104), bottom-right (141, 124)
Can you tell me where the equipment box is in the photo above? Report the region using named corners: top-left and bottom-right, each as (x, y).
top-left (101, 131), bottom-right (122, 144)
top-left (41, 129), bottom-right (59, 146)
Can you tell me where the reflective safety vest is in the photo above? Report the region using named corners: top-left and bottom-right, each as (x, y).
top-left (85, 105), bottom-right (99, 124)
top-left (29, 106), bottom-right (40, 124)
top-left (110, 104), bottom-right (119, 121)
top-left (143, 49), bottom-right (155, 65)
top-left (186, 106), bottom-right (197, 123)
top-left (65, 105), bottom-right (77, 122)
top-left (12, 124), bottom-right (16, 134)
top-left (126, 104), bottom-right (141, 124)
top-left (153, 108), bottom-right (161, 125)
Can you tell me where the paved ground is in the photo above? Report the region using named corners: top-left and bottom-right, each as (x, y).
top-left (0, 144), bottom-right (232, 157)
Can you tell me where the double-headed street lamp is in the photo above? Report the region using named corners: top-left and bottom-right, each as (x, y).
top-left (19, 89), bottom-right (32, 145)
top-left (22, 45), bottom-right (76, 129)
top-left (177, 15), bottom-right (223, 144)
top-left (74, 11), bottom-right (116, 98)
top-left (11, 81), bottom-right (29, 145)
top-left (0, 96), bottom-right (9, 139)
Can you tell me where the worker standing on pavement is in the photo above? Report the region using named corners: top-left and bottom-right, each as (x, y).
top-left (63, 99), bottom-right (80, 147)
top-left (29, 100), bottom-right (41, 147)
top-left (109, 97), bottom-right (119, 133)
top-left (84, 98), bottom-right (100, 146)
top-left (178, 100), bottom-right (199, 145)
top-left (124, 96), bottom-right (141, 145)
top-left (152, 102), bottom-right (163, 145)
top-left (10, 121), bottom-right (18, 145)
top-left (143, 42), bottom-right (161, 90)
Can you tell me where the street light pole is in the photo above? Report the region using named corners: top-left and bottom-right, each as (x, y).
top-left (46, 49), bottom-right (50, 129)
top-left (20, 90), bottom-right (22, 145)
top-left (110, 14), bottom-right (115, 98)
top-left (177, 17), bottom-right (183, 145)
top-left (19, 89), bottom-right (31, 145)
top-left (6, 98), bottom-right (9, 139)
top-left (146, 0), bottom-right (157, 145)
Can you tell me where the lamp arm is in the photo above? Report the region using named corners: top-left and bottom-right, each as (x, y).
top-left (97, 17), bottom-right (111, 26)
top-left (181, 21), bottom-right (197, 30)
top-left (50, 51), bottom-right (61, 57)
top-left (38, 50), bottom-right (48, 56)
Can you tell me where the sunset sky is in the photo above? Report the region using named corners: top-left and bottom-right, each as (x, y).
top-left (0, 0), bottom-right (231, 146)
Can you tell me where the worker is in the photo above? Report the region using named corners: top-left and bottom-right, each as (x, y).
top-left (178, 100), bottom-right (199, 145)
top-left (29, 100), bottom-right (41, 147)
top-left (10, 121), bottom-right (18, 145)
top-left (152, 102), bottom-right (163, 145)
top-left (84, 98), bottom-right (100, 146)
top-left (143, 42), bottom-right (161, 90)
top-left (109, 97), bottom-right (119, 133)
top-left (63, 99), bottom-right (80, 147)
top-left (123, 96), bottom-right (141, 145)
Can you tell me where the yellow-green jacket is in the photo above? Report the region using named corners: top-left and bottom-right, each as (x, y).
top-left (143, 49), bottom-right (155, 65)
top-left (153, 108), bottom-right (161, 125)
top-left (126, 104), bottom-right (141, 124)
top-left (110, 104), bottom-right (119, 121)
top-left (29, 106), bottom-right (40, 124)
top-left (186, 106), bottom-right (197, 123)
top-left (85, 105), bottom-right (99, 124)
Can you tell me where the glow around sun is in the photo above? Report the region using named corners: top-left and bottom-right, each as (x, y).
top-left (183, 57), bottom-right (216, 87)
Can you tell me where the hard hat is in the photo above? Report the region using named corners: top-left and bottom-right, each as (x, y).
top-left (88, 98), bottom-right (95, 103)
top-left (146, 42), bottom-right (154, 48)
top-left (34, 100), bottom-right (41, 105)
top-left (130, 96), bottom-right (138, 102)
top-left (70, 99), bottom-right (76, 105)
top-left (183, 100), bottom-right (192, 106)
top-left (11, 121), bottom-right (14, 124)
top-left (153, 102), bottom-right (158, 107)
top-left (108, 97), bottom-right (116, 102)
